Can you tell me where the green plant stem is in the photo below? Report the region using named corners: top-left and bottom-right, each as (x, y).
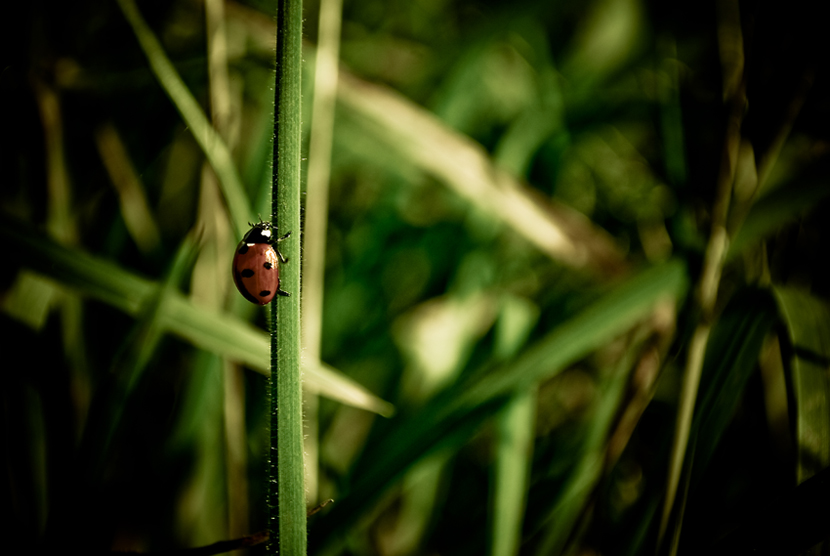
top-left (270, 0), bottom-right (305, 553)
top-left (659, 1), bottom-right (746, 551)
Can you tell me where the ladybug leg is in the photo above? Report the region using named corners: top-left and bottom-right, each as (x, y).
top-left (274, 231), bottom-right (291, 264)
top-left (277, 288), bottom-right (291, 297)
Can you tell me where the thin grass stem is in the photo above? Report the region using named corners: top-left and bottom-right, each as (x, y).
top-left (269, 0), bottom-right (305, 553)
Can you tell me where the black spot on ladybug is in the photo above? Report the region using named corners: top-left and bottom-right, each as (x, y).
top-left (238, 244), bottom-right (249, 255)
top-left (241, 269), bottom-right (254, 278)
top-left (259, 290), bottom-right (271, 297)
top-left (263, 262), bottom-right (273, 270)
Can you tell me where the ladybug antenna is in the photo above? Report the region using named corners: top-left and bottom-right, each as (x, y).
top-left (248, 215), bottom-right (271, 229)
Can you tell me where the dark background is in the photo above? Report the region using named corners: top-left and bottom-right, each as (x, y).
top-left (2, 0), bottom-right (829, 554)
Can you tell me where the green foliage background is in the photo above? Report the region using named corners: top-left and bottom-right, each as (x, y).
top-left (2, 0), bottom-right (829, 555)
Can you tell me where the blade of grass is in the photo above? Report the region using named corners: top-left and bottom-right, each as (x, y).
top-left (309, 260), bottom-right (688, 553)
top-left (657, 288), bottom-right (779, 556)
top-left (491, 388), bottom-right (536, 556)
top-left (727, 176), bottom-right (830, 260)
top-left (335, 71), bottom-right (627, 276)
top-left (533, 331), bottom-right (648, 556)
top-left (78, 232), bottom-right (199, 483)
top-left (220, 6), bottom-right (629, 275)
top-left (2, 219), bottom-right (391, 415)
top-left (690, 288), bottom-right (779, 478)
top-left (115, 0), bottom-right (253, 237)
top-left (201, 0), bottom-right (250, 539)
top-left (2, 271), bottom-right (54, 330)
top-left (662, 7), bottom-right (814, 551)
top-left (302, 0), bottom-right (344, 504)
top-left (751, 69), bottom-right (814, 201)
top-left (31, 78), bottom-right (75, 245)
top-left (303, 0), bottom-right (342, 363)
top-left (659, 2), bottom-right (747, 549)
top-left (173, 351), bottom-right (228, 544)
top-left (774, 287), bottom-right (830, 483)
top-left (31, 77), bottom-right (91, 445)
top-left (490, 294), bottom-right (540, 556)
top-left (94, 122), bottom-right (162, 255)
top-left (270, 0), bottom-right (305, 552)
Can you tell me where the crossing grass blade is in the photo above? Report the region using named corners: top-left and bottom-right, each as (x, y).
top-left (309, 260), bottom-right (689, 552)
top-left (2, 219), bottom-right (391, 416)
top-left (532, 332), bottom-right (647, 556)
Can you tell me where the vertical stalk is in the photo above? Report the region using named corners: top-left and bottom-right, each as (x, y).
top-left (490, 388), bottom-right (536, 556)
top-left (203, 0), bottom-right (250, 542)
top-left (270, 0), bottom-right (305, 554)
top-left (302, 0), bottom-right (344, 504)
top-left (658, 1), bottom-right (746, 552)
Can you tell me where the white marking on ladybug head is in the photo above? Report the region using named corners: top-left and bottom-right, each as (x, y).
top-left (262, 228), bottom-right (272, 238)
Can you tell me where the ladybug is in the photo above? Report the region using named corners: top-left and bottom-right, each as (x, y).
top-left (232, 220), bottom-right (291, 305)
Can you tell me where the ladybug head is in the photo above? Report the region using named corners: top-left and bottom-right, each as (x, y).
top-left (242, 220), bottom-right (273, 243)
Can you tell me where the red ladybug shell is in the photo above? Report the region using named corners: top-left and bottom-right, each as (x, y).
top-left (232, 241), bottom-right (281, 305)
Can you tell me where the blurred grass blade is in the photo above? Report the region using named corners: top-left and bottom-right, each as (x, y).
top-left (303, 0), bottom-right (342, 361)
top-left (3, 270), bottom-right (55, 330)
top-left (660, 288), bottom-right (778, 554)
top-left (226, 9), bottom-right (626, 275)
top-left (560, 0), bottom-right (646, 87)
top-left (310, 260), bottom-right (688, 552)
top-left (661, 1), bottom-right (748, 541)
top-left (468, 260), bottom-right (686, 400)
top-left (690, 288), bottom-right (779, 476)
top-left (336, 71), bottom-right (626, 276)
top-left (115, 0), bottom-right (253, 236)
top-left (534, 332), bottom-right (646, 556)
top-left (727, 177), bottom-right (830, 260)
top-left (118, 231), bottom-right (200, 393)
top-left (306, 363), bottom-right (394, 417)
top-left (80, 232), bottom-right (200, 474)
top-left (170, 351), bottom-right (228, 542)
top-left (2, 220), bottom-right (391, 415)
top-left (491, 388), bottom-right (536, 556)
top-left (774, 287), bottom-right (830, 482)
top-left (389, 452), bottom-right (452, 556)
top-left (302, 0), bottom-right (344, 505)
top-left (490, 294), bottom-right (540, 556)
top-left (94, 122), bottom-right (162, 254)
